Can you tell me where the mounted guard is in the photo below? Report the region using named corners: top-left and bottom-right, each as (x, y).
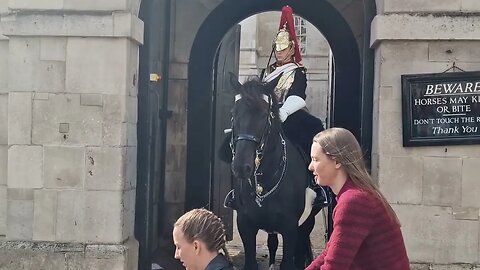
top-left (224, 5), bottom-right (329, 210)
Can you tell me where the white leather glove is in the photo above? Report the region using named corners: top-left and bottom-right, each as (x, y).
top-left (278, 95), bottom-right (306, 122)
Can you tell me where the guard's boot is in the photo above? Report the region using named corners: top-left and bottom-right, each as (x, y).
top-left (312, 186), bottom-right (329, 208)
top-left (223, 189), bottom-right (237, 209)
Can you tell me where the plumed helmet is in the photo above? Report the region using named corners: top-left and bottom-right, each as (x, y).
top-left (272, 5), bottom-right (302, 63)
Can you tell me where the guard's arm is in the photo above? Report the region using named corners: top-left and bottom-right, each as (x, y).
top-left (278, 95), bottom-right (306, 122)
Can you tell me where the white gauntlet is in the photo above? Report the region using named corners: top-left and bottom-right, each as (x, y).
top-left (278, 95), bottom-right (306, 122)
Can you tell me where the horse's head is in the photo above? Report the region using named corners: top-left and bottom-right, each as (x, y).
top-left (229, 75), bottom-right (281, 180)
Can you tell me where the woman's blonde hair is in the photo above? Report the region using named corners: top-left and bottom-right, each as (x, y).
top-left (313, 127), bottom-right (400, 224)
top-left (174, 208), bottom-right (231, 261)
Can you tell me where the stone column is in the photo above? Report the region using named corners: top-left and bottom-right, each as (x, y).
top-left (371, 2), bottom-right (480, 267)
top-left (0, 5), bottom-right (8, 241)
top-left (0, 1), bottom-right (142, 269)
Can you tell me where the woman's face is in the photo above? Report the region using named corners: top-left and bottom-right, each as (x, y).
top-left (173, 227), bottom-right (198, 270)
top-left (308, 142), bottom-right (339, 187)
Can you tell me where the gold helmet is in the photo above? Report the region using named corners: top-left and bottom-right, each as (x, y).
top-left (273, 25), bottom-right (294, 52)
top-left (272, 6), bottom-right (302, 63)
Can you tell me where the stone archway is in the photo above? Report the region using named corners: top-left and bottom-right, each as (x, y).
top-left (185, 0), bottom-right (376, 210)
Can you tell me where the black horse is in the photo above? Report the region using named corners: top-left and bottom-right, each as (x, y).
top-left (227, 76), bottom-right (327, 270)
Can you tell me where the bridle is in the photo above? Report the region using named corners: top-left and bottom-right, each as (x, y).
top-left (230, 93), bottom-right (287, 207)
top-left (230, 94), bottom-right (272, 158)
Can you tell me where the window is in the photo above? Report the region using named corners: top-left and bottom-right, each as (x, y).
top-left (294, 16), bottom-right (307, 55)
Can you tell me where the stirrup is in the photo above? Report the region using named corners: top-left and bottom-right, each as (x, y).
top-left (223, 189), bottom-right (237, 209)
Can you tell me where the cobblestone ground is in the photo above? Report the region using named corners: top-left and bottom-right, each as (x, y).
top-left (227, 210), bottom-right (328, 270)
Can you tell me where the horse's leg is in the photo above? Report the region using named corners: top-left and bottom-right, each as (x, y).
top-left (279, 227), bottom-right (297, 270)
top-left (295, 214), bottom-right (315, 268)
top-left (237, 214), bottom-right (259, 270)
top-left (267, 233), bottom-right (278, 268)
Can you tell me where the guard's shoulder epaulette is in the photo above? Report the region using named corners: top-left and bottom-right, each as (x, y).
top-left (295, 63), bottom-right (307, 73)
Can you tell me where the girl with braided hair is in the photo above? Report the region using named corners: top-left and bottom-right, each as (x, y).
top-left (173, 208), bottom-right (234, 270)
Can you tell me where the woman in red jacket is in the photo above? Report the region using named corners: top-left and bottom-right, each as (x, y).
top-left (307, 127), bottom-right (410, 270)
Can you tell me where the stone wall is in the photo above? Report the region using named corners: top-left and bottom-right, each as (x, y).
top-left (371, 3), bottom-right (480, 268)
top-left (0, 1), bottom-right (142, 269)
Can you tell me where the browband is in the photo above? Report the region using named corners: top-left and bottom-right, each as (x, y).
top-left (235, 94), bottom-right (270, 103)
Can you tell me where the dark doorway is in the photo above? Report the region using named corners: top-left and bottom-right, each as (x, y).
top-left (186, 0), bottom-right (376, 215)
top-left (135, 0), bottom-right (172, 269)
top-left (211, 25), bottom-right (241, 240)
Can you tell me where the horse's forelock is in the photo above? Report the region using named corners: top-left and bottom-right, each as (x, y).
top-left (238, 78), bottom-right (279, 116)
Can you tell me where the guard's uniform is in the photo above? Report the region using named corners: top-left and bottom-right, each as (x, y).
top-left (264, 63), bottom-right (325, 157)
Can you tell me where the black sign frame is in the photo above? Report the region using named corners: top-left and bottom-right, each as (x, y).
top-left (402, 71), bottom-right (480, 147)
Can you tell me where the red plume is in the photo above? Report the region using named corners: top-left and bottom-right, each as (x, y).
top-left (278, 5), bottom-right (302, 63)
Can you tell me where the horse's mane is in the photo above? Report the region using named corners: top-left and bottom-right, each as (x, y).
top-left (238, 77), bottom-right (280, 122)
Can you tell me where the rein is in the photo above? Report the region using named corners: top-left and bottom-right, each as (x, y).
top-left (231, 94), bottom-right (288, 207)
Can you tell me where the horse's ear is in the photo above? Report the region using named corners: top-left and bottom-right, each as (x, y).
top-left (229, 72), bottom-right (242, 92)
top-left (263, 73), bottom-right (283, 93)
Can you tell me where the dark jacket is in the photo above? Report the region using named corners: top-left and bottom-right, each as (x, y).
top-left (204, 254), bottom-right (234, 270)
